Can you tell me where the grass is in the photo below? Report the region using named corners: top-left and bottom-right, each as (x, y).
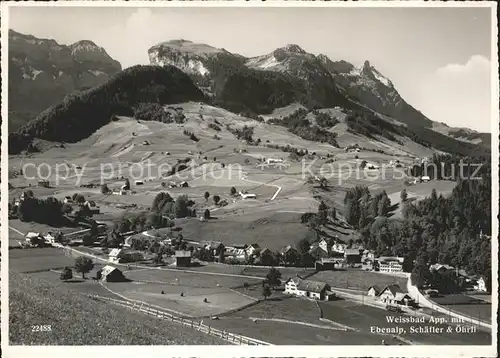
top-left (310, 270), bottom-right (408, 292)
top-left (9, 272), bottom-right (227, 345)
top-left (444, 304), bottom-right (492, 323)
top-left (230, 295), bottom-right (321, 323)
top-left (10, 248), bottom-right (76, 273)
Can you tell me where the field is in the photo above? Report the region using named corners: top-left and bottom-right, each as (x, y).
top-left (10, 248), bottom-right (76, 273)
top-left (310, 270), bottom-right (408, 292)
top-left (9, 272), bottom-right (227, 345)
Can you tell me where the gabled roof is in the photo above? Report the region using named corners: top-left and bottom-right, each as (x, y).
top-left (394, 292), bottom-right (412, 302)
top-left (344, 248), bottom-right (362, 255)
top-left (109, 248), bottom-right (122, 257)
top-left (246, 244), bottom-right (260, 249)
top-left (297, 279), bottom-right (329, 293)
top-left (101, 265), bottom-right (121, 277)
top-left (368, 285), bottom-right (381, 293)
top-left (380, 284), bottom-right (403, 297)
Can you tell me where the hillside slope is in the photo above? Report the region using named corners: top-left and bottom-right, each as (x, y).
top-left (8, 30), bottom-right (122, 132)
top-left (8, 65), bottom-right (205, 154)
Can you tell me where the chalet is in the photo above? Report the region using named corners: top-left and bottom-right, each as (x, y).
top-left (99, 266), bottom-right (127, 282)
top-left (378, 284), bottom-right (414, 306)
top-left (430, 263), bottom-right (454, 275)
top-left (180, 181), bottom-right (189, 188)
top-left (309, 245), bottom-right (328, 260)
top-left (331, 242), bottom-right (347, 254)
top-left (367, 285), bottom-right (382, 297)
top-left (284, 277), bottom-right (334, 301)
top-left (318, 238), bottom-right (334, 254)
top-left (84, 200), bottom-right (100, 214)
top-left (362, 250), bottom-right (375, 262)
top-left (175, 250), bottom-right (191, 267)
top-left (473, 277), bottom-right (487, 292)
top-left (315, 257), bottom-right (343, 271)
top-left (421, 176), bottom-right (430, 182)
top-left (281, 245), bottom-right (299, 257)
top-left (135, 180), bottom-right (144, 185)
top-left (245, 244), bottom-right (260, 256)
top-left (108, 248), bottom-right (123, 263)
top-left (376, 256), bottom-right (404, 273)
top-left (344, 249), bottom-right (362, 264)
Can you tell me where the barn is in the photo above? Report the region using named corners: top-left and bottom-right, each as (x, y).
top-left (175, 250), bottom-right (191, 267)
top-left (99, 266), bottom-right (126, 282)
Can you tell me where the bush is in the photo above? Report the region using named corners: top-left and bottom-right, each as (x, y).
top-left (60, 267), bottom-right (73, 281)
top-left (134, 103), bottom-right (173, 123)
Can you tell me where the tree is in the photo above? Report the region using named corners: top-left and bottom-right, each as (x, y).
top-left (204, 209), bottom-right (211, 220)
top-left (400, 189), bottom-right (408, 203)
top-left (62, 203), bottom-right (73, 214)
top-left (319, 177), bottom-right (328, 189)
top-left (297, 238), bottom-right (311, 255)
top-left (82, 234), bottom-right (94, 246)
top-left (318, 201), bottom-right (328, 224)
top-left (330, 207), bottom-right (337, 220)
top-left (230, 187), bottom-right (237, 196)
top-left (262, 283), bottom-right (272, 300)
top-left (218, 248), bottom-right (225, 263)
top-left (60, 267), bottom-right (73, 281)
top-left (213, 195), bottom-right (221, 205)
top-left (174, 195), bottom-right (190, 218)
top-left (204, 191), bottom-right (210, 201)
top-left (101, 184), bottom-right (110, 194)
top-left (153, 252), bottom-right (164, 265)
top-left (74, 256), bottom-right (94, 279)
top-left (265, 268), bottom-right (282, 289)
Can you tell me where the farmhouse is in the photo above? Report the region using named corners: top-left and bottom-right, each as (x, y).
top-left (135, 180), bottom-right (144, 185)
top-left (266, 158), bottom-right (284, 164)
top-left (180, 181), bottom-right (189, 188)
top-left (99, 266), bottom-right (127, 282)
top-left (175, 250), bottom-right (191, 267)
top-left (108, 248), bottom-right (123, 263)
top-left (376, 256), bottom-right (404, 273)
top-left (315, 257), bottom-right (343, 271)
top-left (473, 277), bottom-right (487, 292)
top-left (318, 238), bottom-right (335, 254)
top-left (378, 284), bottom-right (414, 306)
top-left (331, 242), bottom-right (346, 255)
top-left (367, 285), bottom-right (382, 297)
top-left (309, 244), bottom-right (328, 259)
top-left (421, 175), bottom-right (430, 182)
top-left (284, 277), bottom-right (334, 301)
top-left (245, 244), bottom-right (260, 256)
top-left (344, 248), bottom-right (362, 265)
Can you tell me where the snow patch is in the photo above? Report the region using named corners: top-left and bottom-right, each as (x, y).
top-left (372, 68), bottom-right (391, 87)
top-left (88, 70), bottom-right (106, 76)
top-left (349, 67), bottom-right (361, 77)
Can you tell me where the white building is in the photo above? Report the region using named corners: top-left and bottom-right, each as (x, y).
top-left (245, 244), bottom-right (260, 256)
top-left (376, 257), bottom-right (404, 273)
top-left (378, 284), bottom-right (414, 306)
top-left (266, 158), bottom-right (284, 164)
top-left (108, 248), bottom-right (123, 263)
top-left (331, 242), bottom-right (346, 254)
top-left (473, 277), bottom-right (487, 292)
top-left (284, 277), bottom-right (333, 301)
top-left (421, 176), bottom-right (430, 182)
top-left (367, 285), bottom-right (382, 297)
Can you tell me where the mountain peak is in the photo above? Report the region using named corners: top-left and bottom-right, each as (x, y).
top-left (279, 44), bottom-right (307, 54)
top-left (69, 40), bottom-right (105, 54)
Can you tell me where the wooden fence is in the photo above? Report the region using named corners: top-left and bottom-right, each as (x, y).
top-left (88, 294), bottom-right (272, 345)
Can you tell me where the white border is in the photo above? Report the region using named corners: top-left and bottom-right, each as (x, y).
top-left (1, 2), bottom-right (498, 358)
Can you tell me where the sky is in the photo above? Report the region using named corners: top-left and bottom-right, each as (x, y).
top-left (8, 5), bottom-right (495, 132)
